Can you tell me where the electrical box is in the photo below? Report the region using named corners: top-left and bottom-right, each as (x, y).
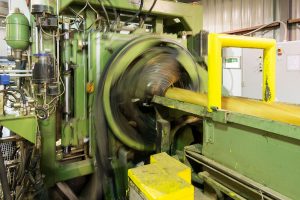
top-left (0, 74), bottom-right (10, 85)
top-left (276, 40), bottom-right (300, 104)
top-left (223, 41), bottom-right (300, 104)
top-left (222, 48), bottom-right (242, 96)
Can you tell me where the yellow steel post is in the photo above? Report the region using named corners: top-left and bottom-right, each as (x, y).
top-left (207, 33), bottom-right (276, 112)
top-left (263, 45), bottom-right (276, 101)
top-left (208, 33), bottom-right (222, 111)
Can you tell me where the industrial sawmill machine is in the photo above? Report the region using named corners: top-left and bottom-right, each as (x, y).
top-left (1, 0), bottom-right (300, 199)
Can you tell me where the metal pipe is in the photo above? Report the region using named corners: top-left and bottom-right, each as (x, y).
top-left (56, 31), bottom-right (60, 83)
top-left (52, 29), bottom-right (57, 82)
top-left (56, 0), bottom-right (59, 16)
top-left (39, 27), bottom-right (43, 52)
top-left (27, 46), bottom-right (31, 70)
top-left (35, 27), bottom-right (39, 53)
top-left (63, 31), bottom-right (72, 121)
top-left (165, 87), bottom-right (300, 126)
top-left (63, 73), bottom-right (71, 121)
top-left (0, 135), bottom-right (22, 143)
top-left (88, 32), bottom-right (92, 156)
top-left (5, 74), bottom-right (32, 77)
top-left (0, 70), bottom-right (32, 73)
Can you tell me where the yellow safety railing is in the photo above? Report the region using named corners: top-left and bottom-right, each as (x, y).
top-left (207, 33), bottom-right (276, 112)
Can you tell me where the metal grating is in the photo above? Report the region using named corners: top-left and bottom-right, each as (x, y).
top-left (0, 141), bottom-right (17, 161)
top-left (0, 141), bottom-right (17, 200)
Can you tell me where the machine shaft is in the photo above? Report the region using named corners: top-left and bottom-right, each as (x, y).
top-left (165, 87), bottom-right (300, 127)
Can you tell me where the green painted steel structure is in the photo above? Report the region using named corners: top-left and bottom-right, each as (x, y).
top-left (40, 115), bottom-right (94, 186)
top-left (152, 95), bottom-right (300, 200)
top-left (59, 0), bottom-right (203, 34)
top-left (7, 1), bottom-right (300, 199)
top-left (101, 34), bottom-right (207, 151)
top-left (0, 115), bottom-right (37, 143)
top-left (54, 0), bottom-right (204, 187)
top-left (40, 31), bottom-right (202, 186)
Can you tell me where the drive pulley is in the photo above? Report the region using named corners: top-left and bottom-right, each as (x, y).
top-left (97, 36), bottom-right (208, 151)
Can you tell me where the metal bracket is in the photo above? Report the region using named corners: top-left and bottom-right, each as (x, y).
top-left (156, 117), bottom-right (171, 153)
top-left (212, 110), bottom-right (228, 124)
top-left (204, 119), bottom-right (214, 144)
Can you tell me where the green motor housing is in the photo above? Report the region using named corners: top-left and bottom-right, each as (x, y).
top-left (5, 8), bottom-right (30, 51)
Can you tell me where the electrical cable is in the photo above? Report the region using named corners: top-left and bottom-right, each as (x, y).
top-left (69, 6), bottom-right (103, 32)
top-left (86, 0), bottom-right (100, 17)
top-left (106, 0), bottom-right (118, 25)
top-left (98, 0), bottom-right (119, 30)
top-left (79, 1), bottom-right (101, 31)
top-left (145, 0), bottom-right (157, 19)
top-left (5, 92), bottom-right (18, 101)
top-left (243, 20), bottom-right (288, 41)
top-left (0, 89), bottom-right (26, 104)
top-left (68, 8), bottom-right (85, 31)
top-left (35, 107), bottom-right (48, 120)
top-left (77, 1), bottom-right (89, 17)
top-left (124, 0), bottom-right (144, 24)
top-left (34, 76), bottom-right (65, 118)
top-left (46, 75), bottom-right (65, 107)
top-left (98, 0), bottom-right (110, 26)
top-left (40, 25), bottom-right (69, 38)
top-left (69, 2), bottom-right (88, 32)
top-left (81, 18), bottom-right (103, 32)
top-left (140, 0), bottom-right (157, 28)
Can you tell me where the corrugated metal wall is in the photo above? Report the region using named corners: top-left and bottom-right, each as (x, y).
top-left (202, 0), bottom-right (300, 41)
top-left (290, 0), bottom-right (300, 40)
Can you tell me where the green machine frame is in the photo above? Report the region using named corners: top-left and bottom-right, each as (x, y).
top-left (151, 32), bottom-right (299, 199)
top-left (153, 95), bottom-right (300, 200)
top-left (3, 0), bottom-right (300, 199)
top-left (35, 0), bottom-right (204, 187)
top-left (59, 0), bottom-right (203, 34)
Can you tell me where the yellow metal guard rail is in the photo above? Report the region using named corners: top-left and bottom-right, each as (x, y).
top-left (207, 33), bottom-right (276, 112)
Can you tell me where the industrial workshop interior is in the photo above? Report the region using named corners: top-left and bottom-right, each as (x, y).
top-left (0, 0), bottom-right (300, 199)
